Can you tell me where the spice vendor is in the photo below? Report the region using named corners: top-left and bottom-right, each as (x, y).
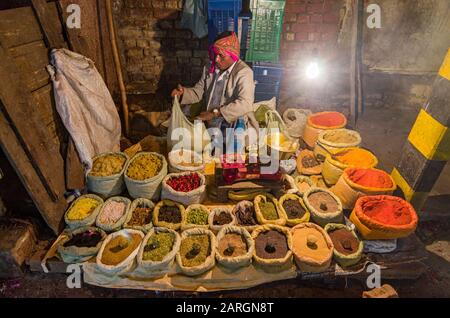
top-left (171, 31), bottom-right (258, 152)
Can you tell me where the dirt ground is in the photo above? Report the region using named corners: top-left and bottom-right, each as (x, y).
top-left (1, 99), bottom-right (449, 298)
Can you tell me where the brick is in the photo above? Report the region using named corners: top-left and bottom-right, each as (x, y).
top-left (127, 48), bottom-right (144, 58)
top-left (285, 32), bottom-right (295, 41)
top-left (178, 57), bottom-right (190, 65)
top-left (310, 14), bottom-right (323, 23)
top-left (165, 0), bottom-right (179, 9)
top-left (308, 32), bottom-right (321, 41)
top-left (149, 40), bottom-right (162, 50)
top-left (176, 30), bottom-right (192, 39)
top-left (143, 48), bottom-right (155, 56)
top-left (284, 12), bottom-right (297, 23)
top-left (176, 50), bottom-right (192, 57)
top-left (292, 23), bottom-right (319, 33)
top-left (175, 39), bottom-right (187, 49)
top-left (285, 4), bottom-right (306, 14)
top-left (143, 30), bottom-right (167, 38)
top-left (295, 31), bottom-right (308, 41)
top-left (129, 8), bottom-right (153, 20)
top-left (158, 20), bottom-right (174, 30)
top-left (154, 8), bottom-right (179, 19)
top-left (323, 11), bottom-right (340, 23)
top-left (193, 49), bottom-right (209, 58)
top-left (191, 58), bottom-right (202, 66)
top-left (187, 40), bottom-right (200, 49)
top-left (319, 23), bottom-right (338, 34)
top-left (321, 32), bottom-right (337, 41)
top-left (307, 3), bottom-right (325, 13)
top-left (136, 39), bottom-right (149, 48)
top-left (119, 27), bottom-right (143, 38)
top-left (124, 39), bottom-right (137, 48)
top-left (126, 64), bottom-right (142, 72)
top-left (151, 0), bottom-right (165, 9)
top-left (297, 14), bottom-right (309, 24)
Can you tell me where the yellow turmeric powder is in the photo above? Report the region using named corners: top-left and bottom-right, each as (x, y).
top-left (66, 198), bottom-right (100, 220)
top-left (334, 148), bottom-right (376, 167)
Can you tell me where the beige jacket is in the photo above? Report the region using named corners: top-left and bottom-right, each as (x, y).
top-left (180, 59), bottom-right (259, 129)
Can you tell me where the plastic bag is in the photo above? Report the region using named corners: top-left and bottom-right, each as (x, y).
top-left (282, 108), bottom-right (312, 138)
top-left (167, 96), bottom-right (211, 154)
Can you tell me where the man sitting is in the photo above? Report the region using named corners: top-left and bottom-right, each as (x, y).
top-left (171, 31), bottom-right (258, 153)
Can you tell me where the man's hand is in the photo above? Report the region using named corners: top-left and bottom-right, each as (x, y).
top-left (196, 111), bottom-right (215, 121)
top-left (171, 84), bottom-right (184, 98)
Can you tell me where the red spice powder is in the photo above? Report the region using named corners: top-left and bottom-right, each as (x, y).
top-left (362, 199), bottom-right (412, 226)
top-left (346, 168), bottom-right (393, 188)
top-left (310, 112), bottom-right (345, 127)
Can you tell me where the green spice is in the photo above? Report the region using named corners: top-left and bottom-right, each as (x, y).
top-left (180, 234), bottom-right (210, 267)
top-left (143, 232), bottom-right (175, 262)
top-left (259, 201), bottom-right (278, 220)
top-left (187, 208), bottom-right (208, 225)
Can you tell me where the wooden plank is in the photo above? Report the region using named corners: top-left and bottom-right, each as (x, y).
top-left (0, 109), bottom-right (66, 234)
top-left (31, 84), bottom-right (65, 145)
top-left (31, 0), bottom-right (66, 48)
top-left (0, 44), bottom-right (65, 203)
top-left (97, 0), bottom-right (118, 94)
top-left (58, 0), bottom-right (104, 75)
top-left (0, 6), bottom-right (43, 48)
top-left (9, 40), bottom-right (50, 91)
top-left (65, 137), bottom-right (85, 190)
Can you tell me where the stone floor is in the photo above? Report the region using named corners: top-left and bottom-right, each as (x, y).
top-left (1, 95), bottom-right (449, 298)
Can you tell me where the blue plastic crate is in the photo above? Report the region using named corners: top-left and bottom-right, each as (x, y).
top-left (208, 0), bottom-right (242, 44)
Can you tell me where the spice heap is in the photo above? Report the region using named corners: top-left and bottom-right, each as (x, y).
top-left (333, 148), bottom-right (375, 167)
top-left (255, 230), bottom-right (288, 259)
top-left (322, 130), bottom-right (358, 143)
top-left (310, 112), bottom-right (345, 127)
top-left (159, 205), bottom-right (182, 224)
top-left (142, 232), bottom-right (175, 262)
top-left (63, 230), bottom-right (102, 248)
top-left (187, 208), bottom-right (208, 225)
top-left (127, 153), bottom-right (162, 180)
top-left (302, 154), bottom-right (320, 169)
top-left (362, 198), bottom-right (412, 226)
top-left (297, 180), bottom-right (311, 193)
top-left (101, 233), bottom-right (142, 266)
top-left (346, 168), bottom-right (393, 188)
top-left (90, 154), bottom-right (126, 177)
top-left (127, 204), bottom-right (152, 226)
top-left (66, 198), bottom-right (100, 221)
top-left (218, 234), bottom-right (248, 257)
top-left (99, 201), bottom-right (127, 224)
top-left (166, 173), bottom-right (201, 192)
top-left (213, 211), bottom-right (233, 226)
top-left (180, 234), bottom-right (210, 267)
top-left (292, 227), bottom-right (331, 261)
top-left (259, 201), bottom-right (278, 220)
top-left (328, 228), bottom-right (359, 255)
top-left (308, 192), bottom-right (339, 214)
top-left (235, 205), bottom-right (257, 226)
top-left (282, 199), bottom-right (307, 219)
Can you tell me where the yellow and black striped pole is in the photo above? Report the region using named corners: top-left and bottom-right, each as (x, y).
top-left (392, 48), bottom-right (450, 210)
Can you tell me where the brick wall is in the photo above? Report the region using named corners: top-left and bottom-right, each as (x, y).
top-left (113, 0), bottom-right (209, 95)
top-left (279, 0), bottom-right (349, 112)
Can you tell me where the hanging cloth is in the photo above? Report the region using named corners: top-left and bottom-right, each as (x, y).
top-left (180, 0), bottom-right (208, 39)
